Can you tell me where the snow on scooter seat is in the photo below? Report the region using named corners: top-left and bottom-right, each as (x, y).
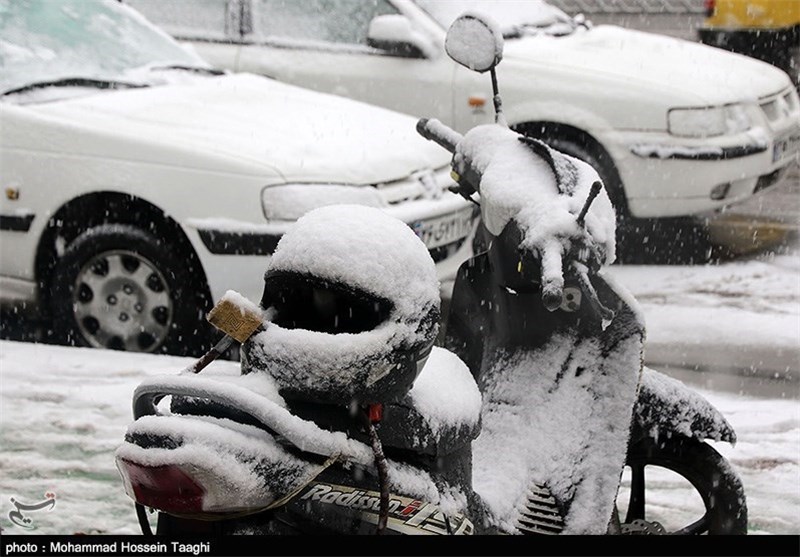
top-left (119, 345), bottom-right (482, 516)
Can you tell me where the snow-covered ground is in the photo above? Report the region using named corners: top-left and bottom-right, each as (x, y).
top-left (0, 242), bottom-right (798, 536)
top-left (608, 243), bottom-right (800, 379)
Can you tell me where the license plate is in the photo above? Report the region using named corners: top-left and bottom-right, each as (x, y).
top-left (773, 129), bottom-right (800, 163)
top-left (411, 208), bottom-right (475, 250)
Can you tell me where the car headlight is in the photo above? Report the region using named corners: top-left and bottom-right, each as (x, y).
top-left (261, 184), bottom-right (386, 221)
top-left (668, 104), bottom-right (751, 138)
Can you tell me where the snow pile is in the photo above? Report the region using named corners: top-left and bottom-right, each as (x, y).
top-left (629, 125), bottom-right (767, 160)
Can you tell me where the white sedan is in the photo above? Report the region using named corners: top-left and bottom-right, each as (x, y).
top-left (0, 0), bottom-right (475, 355)
top-left (128, 0), bottom-right (800, 251)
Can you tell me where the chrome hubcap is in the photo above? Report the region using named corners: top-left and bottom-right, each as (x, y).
top-left (72, 250), bottom-right (172, 352)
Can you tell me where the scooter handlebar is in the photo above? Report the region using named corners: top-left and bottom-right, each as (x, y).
top-left (416, 118), bottom-right (463, 154)
top-left (418, 116), bottom-right (612, 320)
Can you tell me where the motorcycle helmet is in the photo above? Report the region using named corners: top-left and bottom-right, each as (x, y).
top-left (241, 204), bottom-right (441, 406)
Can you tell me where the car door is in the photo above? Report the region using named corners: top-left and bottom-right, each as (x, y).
top-left (235, 0), bottom-right (456, 124)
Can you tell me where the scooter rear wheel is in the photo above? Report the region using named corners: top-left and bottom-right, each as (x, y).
top-left (621, 436), bottom-right (748, 535)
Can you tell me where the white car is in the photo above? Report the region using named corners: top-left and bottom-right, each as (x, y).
top-left (0, 0), bottom-right (475, 355)
top-left (127, 0), bottom-right (800, 251)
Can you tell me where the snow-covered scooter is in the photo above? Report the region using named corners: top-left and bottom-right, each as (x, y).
top-left (115, 12), bottom-right (746, 537)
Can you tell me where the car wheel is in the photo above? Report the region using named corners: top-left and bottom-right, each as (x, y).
top-left (51, 224), bottom-right (206, 354)
top-left (620, 435), bottom-right (748, 535)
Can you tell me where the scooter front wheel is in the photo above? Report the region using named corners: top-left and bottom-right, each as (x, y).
top-left (620, 435), bottom-right (748, 535)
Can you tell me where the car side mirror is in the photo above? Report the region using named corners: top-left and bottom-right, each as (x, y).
top-left (367, 14), bottom-right (434, 58)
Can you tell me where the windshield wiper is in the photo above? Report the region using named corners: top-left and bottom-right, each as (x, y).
top-left (1, 77), bottom-right (147, 97)
top-left (149, 64), bottom-right (226, 76)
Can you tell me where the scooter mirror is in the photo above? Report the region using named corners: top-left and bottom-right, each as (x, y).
top-left (445, 12), bottom-right (504, 73)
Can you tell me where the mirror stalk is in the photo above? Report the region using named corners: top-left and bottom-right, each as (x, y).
top-left (490, 68), bottom-right (507, 126)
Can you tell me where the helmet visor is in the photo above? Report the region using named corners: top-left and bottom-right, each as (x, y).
top-left (262, 272), bottom-right (394, 335)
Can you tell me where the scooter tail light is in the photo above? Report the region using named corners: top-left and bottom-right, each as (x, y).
top-left (117, 458), bottom-right (206, 514)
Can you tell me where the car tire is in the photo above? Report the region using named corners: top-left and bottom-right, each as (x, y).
top-left (51, 224), bottom-right (208, 355)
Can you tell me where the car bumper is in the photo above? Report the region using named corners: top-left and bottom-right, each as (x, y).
top-left (186, 196), bottom-right (479, 306)
top-left (615, 123), bottom-right (800, 219)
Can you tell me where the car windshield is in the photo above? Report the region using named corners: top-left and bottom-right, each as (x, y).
top-left (0, 0), bottom-right (210, 98)
top-left (415, 0), bottom-right (580, 37)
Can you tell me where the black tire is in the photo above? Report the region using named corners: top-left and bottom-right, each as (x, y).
top-left (621, 436), bottom-right (748, 535)
top-left (51, 224), bottom-right (209, 355)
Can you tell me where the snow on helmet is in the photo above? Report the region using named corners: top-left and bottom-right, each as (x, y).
top-left (241, 204), bottom-right (441, 405)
